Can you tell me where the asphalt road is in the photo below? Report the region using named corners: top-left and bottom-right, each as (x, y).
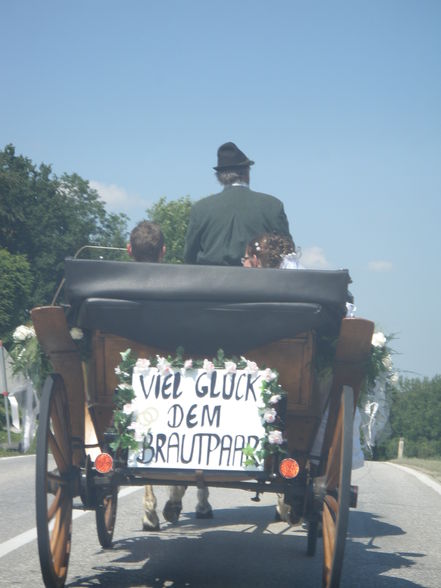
top-left (1, 456), bottom-right (440, 588)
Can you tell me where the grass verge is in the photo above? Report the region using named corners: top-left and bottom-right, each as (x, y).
top-left (0, 429), bottom-right (37, 457)
top-left (390, 457), bottom-right (441, 485)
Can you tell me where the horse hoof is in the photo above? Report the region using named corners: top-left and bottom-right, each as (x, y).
top-left (142, 520), bottom-right (160, 532)
top-left (196, 509), bottom-right (213, 519)
top-left (163, 501), bottom-right (182, 523)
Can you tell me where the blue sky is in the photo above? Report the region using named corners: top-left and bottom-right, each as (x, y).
top-left (1, 1), bottom-right (440, 378)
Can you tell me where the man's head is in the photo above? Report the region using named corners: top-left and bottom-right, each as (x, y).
top-left (214, 142), bottom-right (254, 187)
top-left (128, 220), bottom-right (166, 262)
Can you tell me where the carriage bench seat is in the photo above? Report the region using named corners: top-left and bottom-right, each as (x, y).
top-left (64, 259), bottom-right (352, 355)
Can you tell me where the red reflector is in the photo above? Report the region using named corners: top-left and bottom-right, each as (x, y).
top-left (279, 458), bottom-right (300, 479)
top-left (95, 453), bottom-right (113, 473)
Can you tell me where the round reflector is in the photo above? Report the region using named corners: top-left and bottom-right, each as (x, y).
top-left (279, 458), bottom-right (300, 479)
top-left (95, 453), bottom-right (113, 473)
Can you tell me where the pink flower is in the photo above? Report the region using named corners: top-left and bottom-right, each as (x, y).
top-left (245, 360), bottom-right (259, 374)
top-left (184, 359), bottom-right (193, 370)
top-left (269, 394), bottom-right (282, 405)
top-left (263, 409), bottom-right (277, 423)
top-left (268, 430), bottom-right (284, 445)
top-left (136, 358), bottom-right (151, 370)
top-left (263, 368), bottom-right (277, 382)
top-left (225, 361), bottom-right (237, 373)
top-left (156, 356), bottom-right (172, 375)
top-left (203, 359), bottom-right (215, 374)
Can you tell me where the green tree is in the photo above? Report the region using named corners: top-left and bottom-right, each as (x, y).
top-left (146, 195), bottom-right (193, 263)
top-left (0, 144), bottom-right (129, 313)
top-left (0, 249), bottom-right (33, 340)
top-left (376, 375), bottom-right (441, 459)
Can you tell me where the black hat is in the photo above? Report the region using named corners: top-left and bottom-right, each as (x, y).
top-left (213, 142), bottom-right (255, 171)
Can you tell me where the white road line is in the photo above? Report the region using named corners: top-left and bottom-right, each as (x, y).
top-left (388, 463), bottom-right (441, 497)
top-left (0, 454), bottom-right (34, 461)
top-left (0, 486), bottom-right (142, 559)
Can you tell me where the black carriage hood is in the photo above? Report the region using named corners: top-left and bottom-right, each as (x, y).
top-left (64, 259), bottom-right (351, 354)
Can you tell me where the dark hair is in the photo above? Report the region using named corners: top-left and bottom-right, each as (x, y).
top-left (215, 167), bottom-right (249, 187)
top-left (247, 233), bottom-right (295, 268)
top-left (130, 221), bottom-right (164, 262)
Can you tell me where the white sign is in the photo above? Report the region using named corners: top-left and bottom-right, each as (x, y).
top-left (126, 365), bottom-right (267, 471)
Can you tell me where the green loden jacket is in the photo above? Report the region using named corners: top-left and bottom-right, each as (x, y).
top-left (184, 185), bottom-right (292, 266)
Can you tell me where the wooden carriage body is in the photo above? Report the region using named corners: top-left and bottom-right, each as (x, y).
top-left (31, 259), bottom-right (374, 588)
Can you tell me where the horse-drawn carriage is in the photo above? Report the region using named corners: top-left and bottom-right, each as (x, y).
top-left (31, 258), bottom-right (374, 588)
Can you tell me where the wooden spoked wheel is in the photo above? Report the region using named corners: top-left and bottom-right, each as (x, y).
top-left (36, 375), bottom-right (74, 588)
top-left (95, 487), bottom-right (118, 548)
top-left (322, 385), bottom-right (354, 588)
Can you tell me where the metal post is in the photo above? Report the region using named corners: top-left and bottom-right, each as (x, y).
top-left (0, 341), bottom-right (12, 446)
top-left (397, 437), bottom-right (404, 459)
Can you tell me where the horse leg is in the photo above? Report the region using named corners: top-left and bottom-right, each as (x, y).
top-left (163, 485), bottom-right (186, 523)
top-left (195, 487), bottom-right (213, 519)
top-left (275, 493), bottom-right (302, 525)
top-left (142, 485), bottom-right (160, 531)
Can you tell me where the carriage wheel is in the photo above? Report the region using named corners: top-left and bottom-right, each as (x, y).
top-left (36, 375), bottom-right (75, 588)
top-left (322, 385), bottom-right (354, 588)
top-left (95, 487), bottom-right (118, 548)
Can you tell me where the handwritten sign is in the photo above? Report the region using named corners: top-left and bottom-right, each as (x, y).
top-left (126, 366), bottom-right (266, 471)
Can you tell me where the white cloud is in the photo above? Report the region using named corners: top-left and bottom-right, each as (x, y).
top-left (300, 246), bottom-right (331, 269)
top-left (368, 260), bottom-right (393, 272)
top-left (89, 180), bottom-right (131, 208)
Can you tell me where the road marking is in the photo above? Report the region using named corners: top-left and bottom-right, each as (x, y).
top-left (0, 454), bottom-right (34, 461)
top-left (388, 463), bottom-right (441, 497)
top-left (0, 486), bottom-right (142, 559)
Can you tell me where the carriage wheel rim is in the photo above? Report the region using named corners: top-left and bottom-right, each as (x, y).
top-left (36, 375), bottom-right (74, 587)
top-left (322, 385), bottom-right (354, 588)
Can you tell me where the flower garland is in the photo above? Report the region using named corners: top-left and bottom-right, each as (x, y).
top-left (365, 331), bottom-right (398, 389)
top-left (110, 347), bottom-right (288, 466)
top-left (9, 325), bottom-right (51, 392)
top-left (8, 324), bottom-right (92, 392)
top-left (359, 330), bottom-right (398, 452)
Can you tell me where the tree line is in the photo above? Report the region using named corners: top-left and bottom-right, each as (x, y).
top-left (376, 375), bottom-right (441, 460)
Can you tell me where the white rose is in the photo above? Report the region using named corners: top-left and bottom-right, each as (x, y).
top-left (70, 327), bottom-right (84, 340)
top-left (184, 359), bottom-right (193, 369)
top-left (269, 394), bottom-right (282, 405)
top-left (122, 403), bottom-right (133, 415)
top-left (13, 325), bottom-right (35, 341)
top-left (382, 354), bottom-right (393, 370)
top-left (390, 372), bottom-right (399, 384)
top-left (372, 332), bottom-right (387, 348)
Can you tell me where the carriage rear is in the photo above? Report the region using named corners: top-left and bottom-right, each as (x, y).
top-left (31, 259), bottom-right (374, 588)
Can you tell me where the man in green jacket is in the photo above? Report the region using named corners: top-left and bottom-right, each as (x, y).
top-left (184, 142), bottom-right (292, 266)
